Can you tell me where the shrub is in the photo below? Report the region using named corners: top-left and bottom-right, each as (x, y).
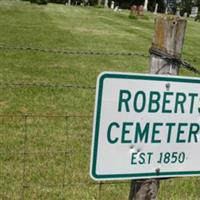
top-left (141, 14), bottom-right (149, 20)
top-left (30, 0), bottom-right (48, 5)
top-left (129, 13), bottom-right (138, 20)
top-left (195, 12), bottom-right (200, 22)
top-left (129, 13), bottom-right (149, 20)
top-left (94, 4), bottom-right (104, 8)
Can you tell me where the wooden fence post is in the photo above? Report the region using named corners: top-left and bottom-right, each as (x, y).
top-left (129, 15), bottom-right (187, 200)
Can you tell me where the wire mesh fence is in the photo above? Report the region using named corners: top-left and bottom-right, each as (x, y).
top-left (0, 113), bottom-right (200, 199)
top-left (0, 47), bottom-right (200, 199)
top-left (0, 113), bottom-right (129, 199)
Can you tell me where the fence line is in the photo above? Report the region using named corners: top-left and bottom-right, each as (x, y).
top-left (0, 113), bottom-right (93, 117)
top-left (0, 82), bottom-right (96, 90)
top-left (0, 113), bottom-right (129, 200)
top-left (1, 43), bottom-right (200, 78)
top-left (1, 113), bottom-right (200, 199)
top-left (0, 44), bottom-right (148, 57)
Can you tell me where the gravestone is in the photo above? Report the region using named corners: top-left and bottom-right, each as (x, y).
top-left (131, 5), bottom-right (137, 14)
top-left (154, 3), bottom-right (158, 14)
top-left (138, 5), bottom-right (144, 16)
top-left (184, 12), bottom-right (188, 18)
top-left (190, 7), bottom-right (198, 17)
top-left (130, 5), bottom-right (144, 16)
top-left (165, 7), bottom-right (168, 14)
top-left (111, 1), bottom-right (114, 9)
top-left (144, 0), bottom-right (148, 11)
top-left (104, 0), bottom-right (108, 8)
top-left (176, 8), bottom-right (180, 17)
top-left (114, 6), bottom-right (119, 12)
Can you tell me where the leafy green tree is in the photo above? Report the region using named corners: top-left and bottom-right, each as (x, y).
top-left (177, 0), bottom-right (200, 15)
top-left (30, 0), bottom-right (48, 4)
top-left (148, 0), bottom-right (165, 13)
top-left (178, 0), bottom-right (193, 15)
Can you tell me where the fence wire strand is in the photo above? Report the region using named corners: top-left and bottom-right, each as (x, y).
top-left (0, 82), bottom-right (96, 90)
top-left (0, 44), bottom-right (148, 57)
top-left (1, 44), bottom-right (200, 199)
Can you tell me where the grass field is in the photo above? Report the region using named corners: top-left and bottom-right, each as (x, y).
top-left (0, 0), bottom-right (200, 199)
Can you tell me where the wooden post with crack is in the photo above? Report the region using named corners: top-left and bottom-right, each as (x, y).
top-left (128, 15), bottom-right (187, 200)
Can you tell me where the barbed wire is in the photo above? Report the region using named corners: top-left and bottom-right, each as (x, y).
top-left (1, 44), bottom-right (200, 75)
top-left (149, 47), bottom-right (200, 75)
top-left (0, 44), bottom-right (148, 57)
top-left (0, 112), bottom-right (93, 117)
top-left (0, 82), bottom-right (96, 89)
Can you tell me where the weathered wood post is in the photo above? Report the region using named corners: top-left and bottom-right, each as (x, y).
top-left (129, 15), bottom-right (187, 200)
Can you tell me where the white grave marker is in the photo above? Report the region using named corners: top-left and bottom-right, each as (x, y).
top-left (190, 7), bottom-right (198, 17)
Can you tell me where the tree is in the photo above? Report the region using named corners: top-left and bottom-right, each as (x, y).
top-left (147, 0), bottom-right (165, 13)
top-left (30, 0), bottom-right (48, 4)
top-left (177, 0), bottom-right (193, 15)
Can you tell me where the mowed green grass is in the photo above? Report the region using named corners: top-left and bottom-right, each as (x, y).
top-left (0, 1), bottom-right (200, 199)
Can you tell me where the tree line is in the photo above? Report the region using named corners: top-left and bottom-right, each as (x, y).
top-left (23, 0), bottom-right (200, 16)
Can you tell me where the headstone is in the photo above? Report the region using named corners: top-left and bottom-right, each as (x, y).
top-left (154, 3), bottom-right (158, 15)
top-left (144, 0), bottom-right (148, 11)
top-left (138, 5), bottom-right (144, 16)
top-left (111, 1), bottom-right (115, 9)
top-left (131, 5), bottom-right (137, 14)
top-left (130, 5), bottom-right (144, 16)
top-left (165, 7), bottom-right (168, 14)
top-left (176, 8), bottom-right (180, 17)
top-left (184, 12), bottom-right (188, 18)
top-left (114, 6), bottom-right (119, 12)
top-left (190, 7), bottom-right (198, 17)
top-left (104, 0), bottom-right (108, 8)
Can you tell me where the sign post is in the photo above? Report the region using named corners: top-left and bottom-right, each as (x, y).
top-left (129, 15), bottom-right (187, 200)
top-left (90, 72), bottom-right (200, 181)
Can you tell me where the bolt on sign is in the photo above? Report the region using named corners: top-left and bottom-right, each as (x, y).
top-left (90, 72), bottom-right (200, 181)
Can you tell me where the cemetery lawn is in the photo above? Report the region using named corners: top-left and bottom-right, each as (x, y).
top-left (0, 0), bottom-right (200, 199)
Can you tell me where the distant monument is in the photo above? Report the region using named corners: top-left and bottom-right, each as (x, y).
top-left (111, 1), bottom-right (114, 9)
top-left (176, 8), bottom-right (180, 17)
top-left (114, 6), bottom-right (119, 12)
top-left (144, 0), bottom-right (148, 11)
top-left (154, 3), bottom-right (158, 15)
top-left (184, 12), bottom-right (188, 18)
top-left (104, 0), bottom-right (108, 8)
top-left (130, 5), bottom-right (144, 16)
top-left (190, 7), bottom-right (198, 18)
